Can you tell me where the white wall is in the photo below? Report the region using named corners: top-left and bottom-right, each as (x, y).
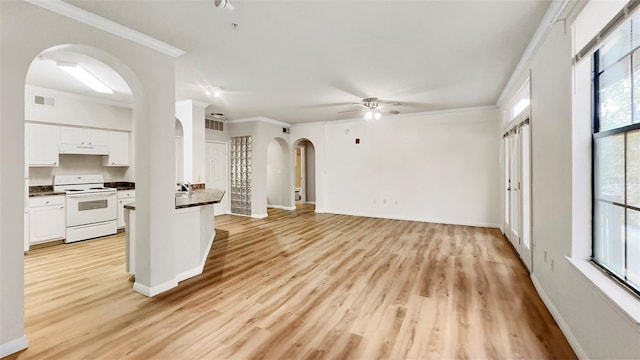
top-left (29, 155), bottom-right (130, 185)
top-left (175, 100), bottom-right (207, 184)
top-left (1, 2), bottom-right (177, 356)
top-left (266, 138), bottom-right (286, 206)
top-left (25, 85), bottom-right (132, 131)
top-left (322, 109), bottom-right (501, 227)
top-left (25, 86), bottom-right (135, 185)
top-left (228, 118), bottom-right (291, 217)
top-left (498, 2), bottom-right (640, 358)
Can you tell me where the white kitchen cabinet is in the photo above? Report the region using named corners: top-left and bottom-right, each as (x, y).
top-left (104, 131), bottom-right (130, 167)
top-left (117, 190), bottom-right (135, 229)
top-left (25, 123), bottom-right (60, 167)
top-left (60, 127), bottom-right (108, 146)
top-left (29, 195), bottom-right (65, 244)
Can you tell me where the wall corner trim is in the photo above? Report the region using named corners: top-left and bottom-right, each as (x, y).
top-left (531, 274), bottom-right (588, 360)
top-left (0, 335), bottom-right (28, 358)
top-left (24, 0), bottom-right (185, 58)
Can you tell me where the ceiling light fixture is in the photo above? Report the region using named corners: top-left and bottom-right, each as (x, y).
top-left (206, 86), bottom-right (222, 97)
top-left (214, 0), bottom-right (234, 11)
top-left (363, 110), bottom-right (382, 120)
top-left (56, 62), bottom-right (113, 94)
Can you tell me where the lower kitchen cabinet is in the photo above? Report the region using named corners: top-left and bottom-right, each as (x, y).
top-left (117, 190), bottom-right (135, 229)
top-left (29, 195), bottom-right (65, 244)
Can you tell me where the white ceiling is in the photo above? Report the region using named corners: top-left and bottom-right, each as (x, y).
top-left (26, 0), bottom-right (551, 124)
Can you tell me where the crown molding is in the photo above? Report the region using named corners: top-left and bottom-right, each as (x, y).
top-left (227, 116), bottom-right (292, 128)
top-left (496, 0), bottom-right (572, 107)
top-left (290, 105), bottom-right (498, 127)
top-left (25, 0), bottom-right (185, 58)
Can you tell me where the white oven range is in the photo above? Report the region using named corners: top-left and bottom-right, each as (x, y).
top-left (53, 175), bottom-right (117, 243)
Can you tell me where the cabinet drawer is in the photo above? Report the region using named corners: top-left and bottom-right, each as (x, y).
top-left (29, 195), bottom-right (65, 208)
top-left (118, 190), bottom-right (135, 199)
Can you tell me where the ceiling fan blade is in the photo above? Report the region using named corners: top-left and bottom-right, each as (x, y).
top-left (338, 109), bottom-right (364, 114)
top-left (378, 100), bottom-right (402, 106)
top-left (296, 102), bottom-right (355, 109)
top-left (383, 110), bottom-right (400, 115)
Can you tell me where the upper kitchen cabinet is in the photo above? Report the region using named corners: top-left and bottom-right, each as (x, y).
top-left (25, 122), bottom-right (59, 167)
top-left (59, 126), bottom-right (109, 155)
top-left (104, 131), bottom-right (130, 167)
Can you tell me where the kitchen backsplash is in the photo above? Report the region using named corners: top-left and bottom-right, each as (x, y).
top-left (28, 154), bottom-right (132, 186)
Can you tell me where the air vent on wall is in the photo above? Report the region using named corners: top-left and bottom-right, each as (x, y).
top-left (33, 95), bottom-right (55, 107)
top-left (205, 119), bottom-right (224, 131)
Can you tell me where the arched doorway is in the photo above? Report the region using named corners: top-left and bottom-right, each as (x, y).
top-left (292, 138), bottom-right (317, 208)
top-left (266, 137), bottom-right (291, 210)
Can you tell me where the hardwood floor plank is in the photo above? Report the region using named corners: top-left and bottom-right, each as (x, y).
top-left (8, 205), bottom-right (576, 360)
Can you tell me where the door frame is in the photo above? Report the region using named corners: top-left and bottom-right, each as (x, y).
top-left (205, 140), bottom-right (230, 215)
top-left (295, 145), bottom-right (306, 204)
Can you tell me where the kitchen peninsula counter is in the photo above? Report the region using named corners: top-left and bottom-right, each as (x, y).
top-left (123, 189), bottom-right (225, 210)
top-left (124, 188), bottom-right (225, 296)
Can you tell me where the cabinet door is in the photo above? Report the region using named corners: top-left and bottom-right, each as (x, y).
top-left (29, 204), bottom-right (65, 243)
top-left (26, 123), bottom-right (60, 167)
top-left (105, 131), bottom-right (130, 166)
top-left (88, 129), bottom-right (108, 146)
top-left (59, 126), bottom-right (86, 145)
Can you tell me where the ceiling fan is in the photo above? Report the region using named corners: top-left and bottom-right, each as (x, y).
top-left (339, 97), bottom-right (401, 120)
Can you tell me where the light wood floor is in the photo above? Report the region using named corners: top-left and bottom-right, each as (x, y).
top-left (9, 205), bottom-right (576, 359)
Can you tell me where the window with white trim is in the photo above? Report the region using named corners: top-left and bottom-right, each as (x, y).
top-left (593, 13), bottom-right (640, 296)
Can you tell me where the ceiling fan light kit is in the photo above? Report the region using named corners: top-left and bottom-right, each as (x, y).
top-left (214, 0), bottom-right (234, 11)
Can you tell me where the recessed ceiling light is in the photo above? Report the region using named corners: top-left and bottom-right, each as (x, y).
top-left (56, 61), bottom-right (113, 94)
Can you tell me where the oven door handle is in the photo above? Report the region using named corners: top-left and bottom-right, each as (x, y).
top-left (66, 192), bottom-right (116, 198)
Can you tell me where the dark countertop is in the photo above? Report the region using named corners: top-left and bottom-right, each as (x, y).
top-left (124, 189), bottom-right (225, 210)
top-left (29, 186), bottom-right (65, 197)
top-left (29, 182), bottom-right (135, 197)
top-left (105, 182), bottom-right (135, 191)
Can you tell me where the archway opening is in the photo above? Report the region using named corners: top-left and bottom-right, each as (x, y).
top-left (293, 138), bottom-right (316, 208)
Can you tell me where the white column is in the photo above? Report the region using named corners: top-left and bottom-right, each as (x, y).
top-left (176, 100), bottom-right (208, 184)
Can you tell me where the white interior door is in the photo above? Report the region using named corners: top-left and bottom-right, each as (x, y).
top-left (504, 125), bottom-right (533, 272)
top-left (509, 133), bottom-right (520, 247)
top-left (206, 141), bottom-right (229, 215)
top-left (519, 124), bottom-right (532, 271)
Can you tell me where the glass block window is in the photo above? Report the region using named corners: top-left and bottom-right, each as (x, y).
top-left (230, 136), bottom-right (252, 215)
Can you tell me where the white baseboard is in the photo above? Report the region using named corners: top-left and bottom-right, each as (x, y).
top-left (531, 274), bottom-right (588, 360)
top-left (252, 213), bottom-right (268, 219)
top-left (175, 267), bottom-right (202, 283)
top-left (133, 278), bottom-right (178, 297)
top-left (322, 208), bottom-right (500, 228)
top-left (306, 201), bottom-right (316, 205)
top-left (267, 205), bottom-right (296, 211)
top-left (0, 335), bottom-right (28, 357)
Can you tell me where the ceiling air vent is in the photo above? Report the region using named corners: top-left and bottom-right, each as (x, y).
top-left (33, 95), bottom-right (55, 107)
top-left (205, 119), bottom-right (224, 131)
